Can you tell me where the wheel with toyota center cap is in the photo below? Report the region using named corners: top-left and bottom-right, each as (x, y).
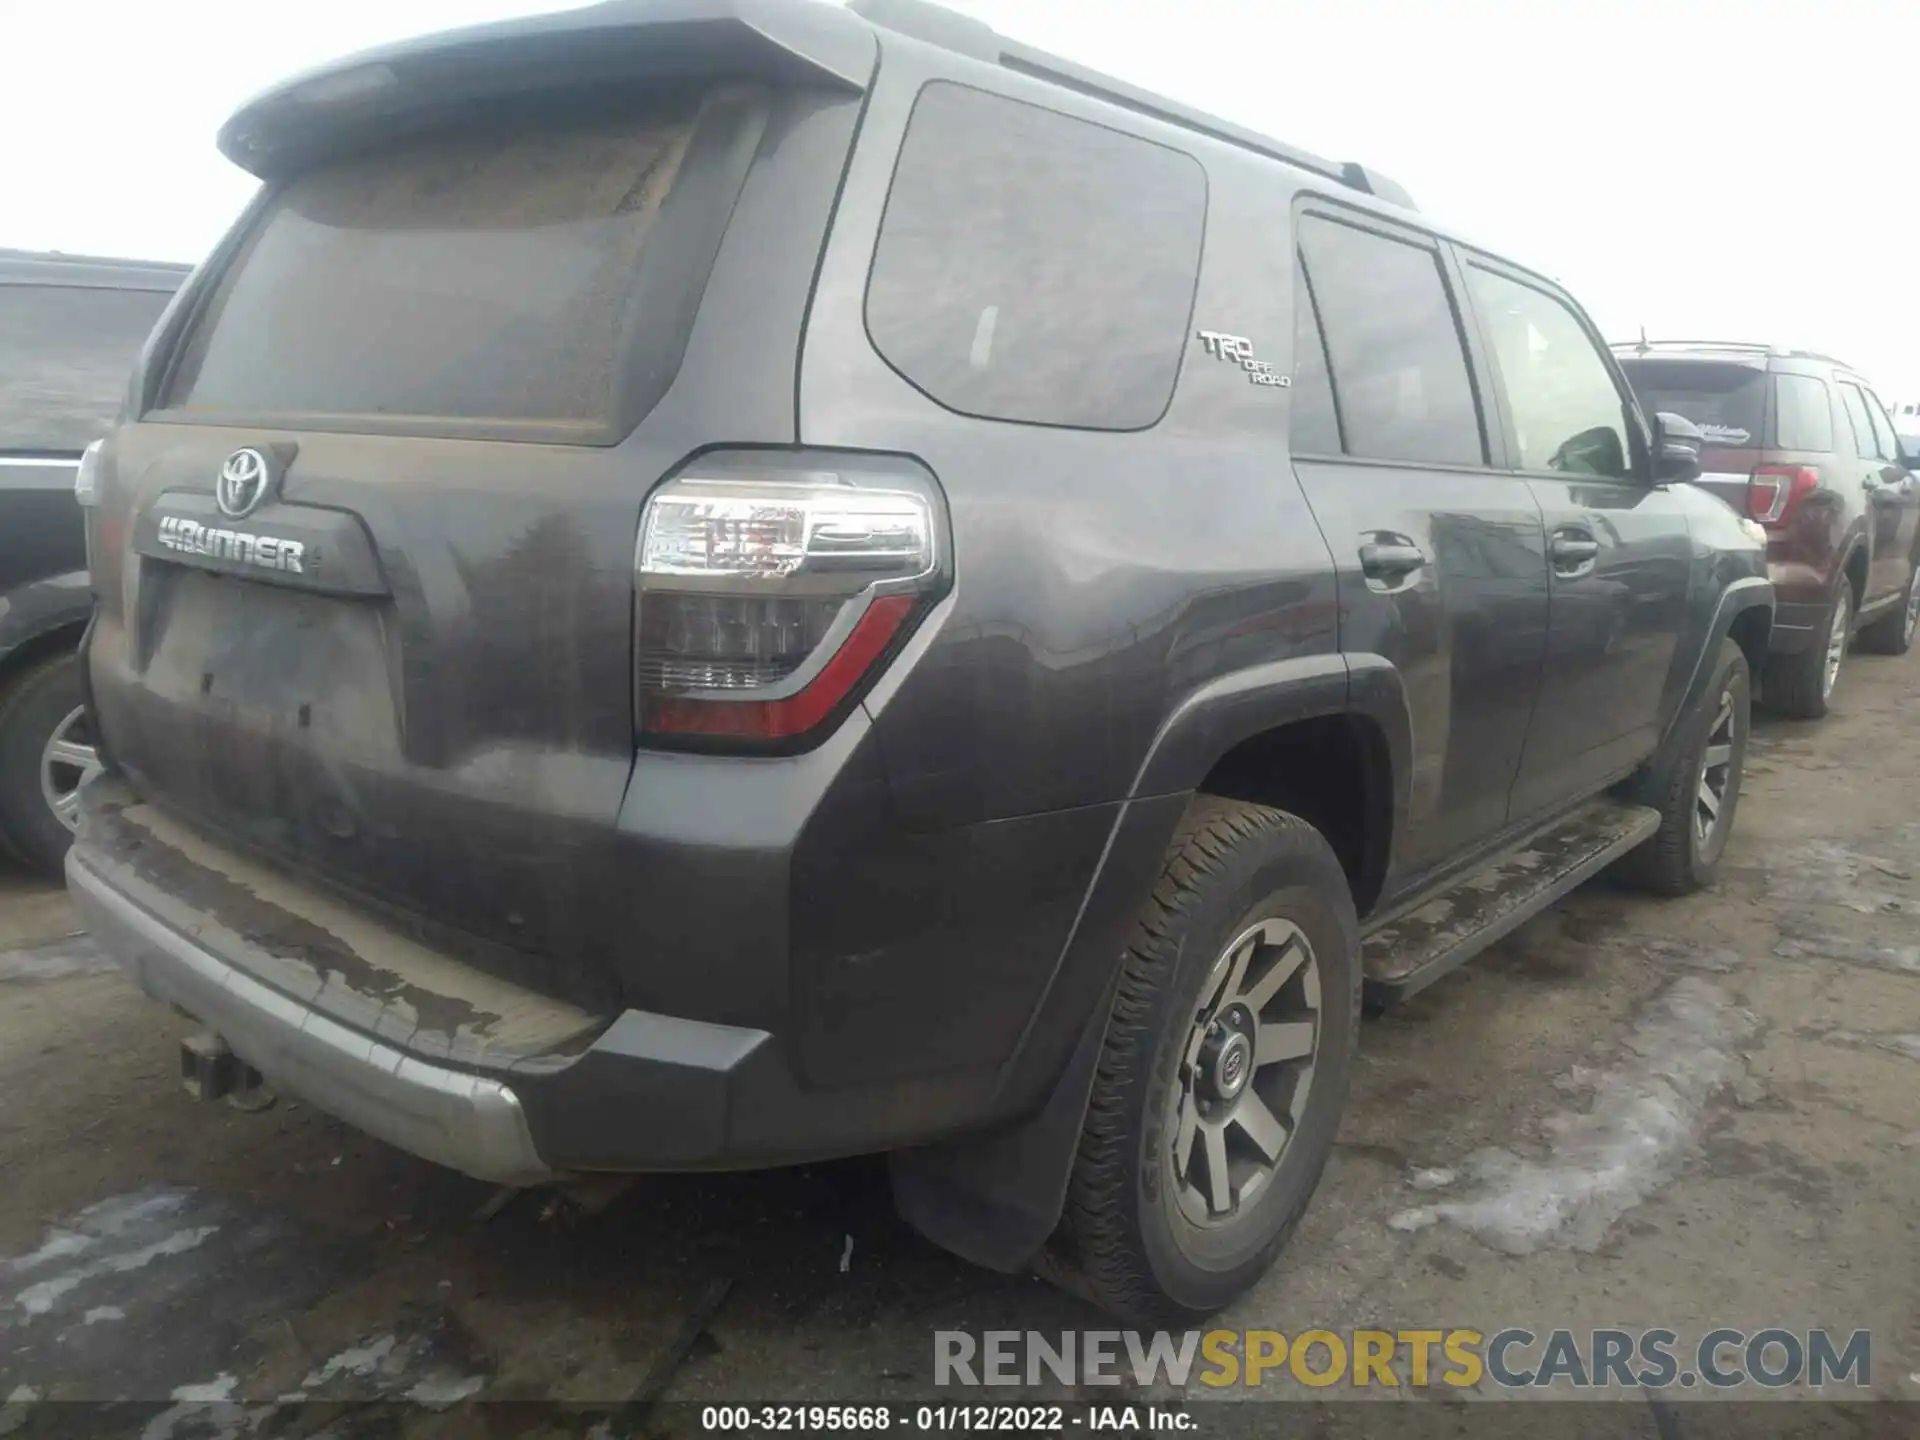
top-left (1058, 797), bottom-right (1361, 1323)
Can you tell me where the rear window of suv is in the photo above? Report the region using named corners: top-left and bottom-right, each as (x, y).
top-left (159, 92), bottom-right (727, 440)
top-left (1616, 358), bottom-right (1765, 447)
top-left (865, 82), bottom-right (1206, 431)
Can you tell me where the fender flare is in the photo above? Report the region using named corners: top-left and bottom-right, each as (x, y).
top-left (1838, 534), bottom-right (1871, 605)
top-left (1661, 575), bottom-right (1772, 751)
top-left (0, 571), bottom-right (93, 672)
top-left (890, 651), bottom-right (1413, 1273)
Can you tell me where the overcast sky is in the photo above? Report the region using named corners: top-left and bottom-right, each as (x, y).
top-left (9, 0), bottom-right (1917, 398)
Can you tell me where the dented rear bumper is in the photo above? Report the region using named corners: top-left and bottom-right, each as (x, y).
top-left (69, 847), bottom-right (553, 1184)
top-left (65, 774), bottom-right (811, 1182)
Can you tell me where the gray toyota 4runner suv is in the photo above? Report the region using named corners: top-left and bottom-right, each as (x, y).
top-left (69, 0), bottom-right (1772, 1322)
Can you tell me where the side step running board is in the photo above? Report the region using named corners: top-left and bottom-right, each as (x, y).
top-left (1361, 799), bottom-right (1661, 1009)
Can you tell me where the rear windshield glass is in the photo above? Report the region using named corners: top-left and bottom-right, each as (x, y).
top-left (1616, 359), bottom-right (1765, 447)
top-left (865, 82), bottom-right (1206, 432)
top-left (1, 284), bottom-right (174, 451)
top-left (161, 99), bottom-right (707, 434)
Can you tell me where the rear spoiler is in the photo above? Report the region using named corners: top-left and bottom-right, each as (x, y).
top-left (218, 0), bottom-right (877, 178)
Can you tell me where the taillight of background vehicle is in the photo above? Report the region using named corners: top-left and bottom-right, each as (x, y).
top-left (1747, 465), bottom-right (1820, 528)
top-left (634, 453), bottom-right (947, 749)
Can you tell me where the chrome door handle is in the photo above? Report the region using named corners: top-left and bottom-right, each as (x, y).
top-left (1551, 535), bottom-right (1601, 563)
top-left (1359, 540), bottom-right (1428, 577)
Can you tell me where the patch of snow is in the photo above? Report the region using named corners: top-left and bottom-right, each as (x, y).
top-left (303, 1333), bottom-right (398, 1388)
top-left (170, 1375), bottom-right (237, 1403)
top-left (1389, 978), bottom-right (1752, 1254)
top-left (14, 1226), bottom-right (219, 1317)
top-left (0, 1388), bottom-right (41, 1440)
top-left (5, 1190), bottom-right (193, 1277)
top-left (81, 1305), bottom-right (125, 1325)
top-left (1407, 1167), bottom-right (1456, 1191)
top-left (404, 1374), bottom-right (484, 1407)
top-left (1813, 1028), bottom-right (1920, 1062)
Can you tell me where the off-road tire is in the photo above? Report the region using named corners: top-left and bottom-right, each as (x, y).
top-left (1058, 797), bottom-right (1360, 1325)
top-left (1764, 579), bottom-right (1849, 719)
top-left (1855, 559), bottom-right (1920, 656)
top-left (0, 651), bottom-right (88, 877)
top-left (1616, 639), bottom-right (1749, 897)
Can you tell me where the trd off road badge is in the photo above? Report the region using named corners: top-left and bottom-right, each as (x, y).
top-left (1197, 330), bottom-right (1291, 388)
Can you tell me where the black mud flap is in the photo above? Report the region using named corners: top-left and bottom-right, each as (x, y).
top-left (887, 1001), bottom-right (1107, 1274)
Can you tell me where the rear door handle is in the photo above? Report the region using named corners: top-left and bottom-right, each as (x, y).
top-left (1359, 538), bottom-right (1428, 581)
top-left (1550, 530), bottom-right (1601, 574)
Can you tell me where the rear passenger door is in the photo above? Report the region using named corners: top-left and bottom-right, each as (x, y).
top-left (1457, 258), bottom-right (1693, 821)
top-left (1849, 381), bottom-right (1917, 605)
top-left (1290, 211), bottom-right (1549, 884)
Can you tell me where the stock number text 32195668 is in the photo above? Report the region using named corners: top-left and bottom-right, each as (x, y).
top-left (700, 1406), bottom-right (1071, 1432)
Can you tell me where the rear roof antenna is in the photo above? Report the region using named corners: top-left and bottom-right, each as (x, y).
top-left (1635, 326), bottom-right (1649, 354)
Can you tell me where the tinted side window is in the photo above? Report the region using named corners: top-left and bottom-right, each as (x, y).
top-left (1296, 217), bottom-right (1482, 466)
top-left (1771, 373), bottom-right (1834, 452)
top-left (1290, 256), bottom-right (1342, 454)
top-left (1838, 383), bottom-right (1879, 458)
top-left (0, 284), bottom-right (173, 451)
top-left (866, 83), bottom-right (1206, 431)
top-left (1465, 266), bottom-right (1629, 478)
top-left (1863, 387), bottom-right (1901, 461)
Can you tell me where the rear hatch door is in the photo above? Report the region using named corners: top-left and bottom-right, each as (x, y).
top-left (1616, 354), bottom-right (1772, 511)
top-left (86, 11), bottom-right (871, 1010)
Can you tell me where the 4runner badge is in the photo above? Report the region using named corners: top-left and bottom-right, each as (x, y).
top-left (1197, 330), bottom-right (1291, 388)
top-left (157, 515), bottom-right (307, 574)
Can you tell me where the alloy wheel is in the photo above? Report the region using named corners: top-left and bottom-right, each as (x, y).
top-left (1168, 918), bottom-right (1321, 1228)
top-left (40, 705), bottom-right (102, 833)
top-left (1693, 687), bottom-right (1737, 857)
top-left (1905, 565), bottom-right (1920, 649)
top-left (1822, 593), bottom-right (1850, 701)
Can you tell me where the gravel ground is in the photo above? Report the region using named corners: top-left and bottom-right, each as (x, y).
top-left (0, 645), bottom-right (1915, 1434)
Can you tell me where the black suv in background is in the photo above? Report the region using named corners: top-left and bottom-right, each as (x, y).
top-left (67, 0), bottom-right (1771, 1322)
top-left (0, 250), bottom-right (187, 872)
top-left (1616, 342), bottom-right (1920, 716)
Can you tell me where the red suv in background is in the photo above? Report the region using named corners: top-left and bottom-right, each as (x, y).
top-left (1617, 342), bottom-right (1920, 717)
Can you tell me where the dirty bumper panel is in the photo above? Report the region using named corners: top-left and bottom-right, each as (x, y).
top-left (68, 848), bottom-right (553, 1185)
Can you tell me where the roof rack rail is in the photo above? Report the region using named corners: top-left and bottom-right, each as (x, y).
top-left (845, 0), bottom-right (1415, 211)
top-left (1611, 338), bottom-right (1861, 372)
top-left (1610, 339), bottom-right (1778, 353)
top-left (0, 248), bottom-right (192, 290)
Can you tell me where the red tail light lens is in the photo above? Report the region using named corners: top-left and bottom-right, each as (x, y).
top-left (1747, 465), bottom-right (1819, 527)
top-left (634, 456), bottom-right (945, 748)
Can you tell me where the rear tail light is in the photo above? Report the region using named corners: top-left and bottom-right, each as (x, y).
top-left (634, 455), bottom-right (946, 748)
top-left (1747, 465), bottom-right (1819, 527)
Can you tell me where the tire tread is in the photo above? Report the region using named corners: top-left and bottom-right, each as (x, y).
top-left (1062, 797), bottom-right (1356, 1324)
top-left (0, 651), bottom-right (85, 876)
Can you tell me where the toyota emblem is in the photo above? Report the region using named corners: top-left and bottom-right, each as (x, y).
top-left (216, 447), bottom-right (273, 519)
